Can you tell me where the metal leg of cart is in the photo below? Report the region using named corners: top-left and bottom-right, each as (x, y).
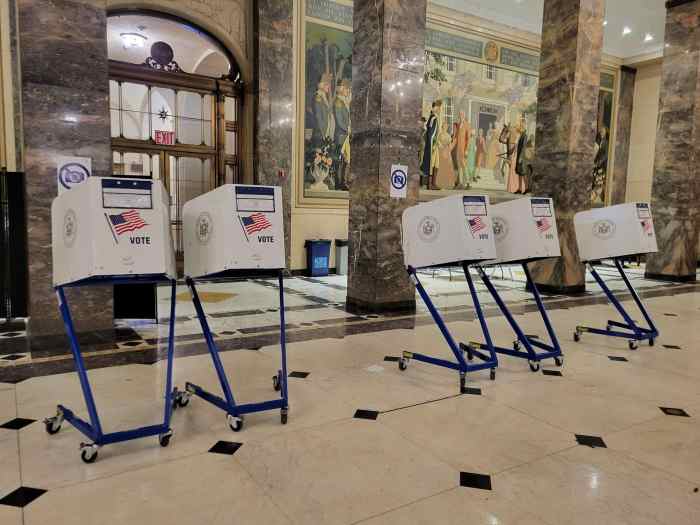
top-left (398, 265), bottom-right (498, 392)
top-left (574, 257), bottom-right (659, 350)
top-left (44, 280), bottom-right (178, 463)
top-left (179, 271), bottom-right (289, 431)
top-left (471, 264), bottom-right (564, 372)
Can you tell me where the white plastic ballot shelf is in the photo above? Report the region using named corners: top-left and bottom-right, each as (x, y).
top-left (486, 197), bottom-right (561, 265)
top-left (402, 195), bottom-right (496, 269)
top-left (52, 177), bottom-right (176, 286)
top-left (574, 202), bottom-right (658, 262)
top-left (183, 184), bottom-right (285, 278)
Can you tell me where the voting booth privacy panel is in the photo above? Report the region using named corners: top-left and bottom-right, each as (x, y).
top-left (573, 203), bottom-right (659, 350)
top-left (399, 195), bottom-right (499, 390)
top-left (178, 184), bottom-right (290, 432)
top-left (47, 177), bottom-right (178, 463)
top-left (52, 177), bottom-right (176, 285)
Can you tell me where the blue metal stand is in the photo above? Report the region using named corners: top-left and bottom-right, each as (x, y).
top-left (472, 263), bottom-right (563, 372)
top-left (44, 277), bottom-right (178, 464)
top-left (574, 257), bottom-right (659, 350)
top-left (179, 270), bottom-right (289, 432)
top-left (398, 264), bottom-right (498, 392)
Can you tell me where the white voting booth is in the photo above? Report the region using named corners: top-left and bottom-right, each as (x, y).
top-left (183, 185), bottom-right (285, 278)
top-left (488, 197), bottom-right (561, 265)
top-left (402, 195), bottom-right (496, 269)
top-left (178, 184), bottom-right (290, 432)
top-left (573, 202), bottom-right (659, 350)
top-left (52, 177), bottom-right (176, 285)
top-left (574, 202), bottom-right (658, 262)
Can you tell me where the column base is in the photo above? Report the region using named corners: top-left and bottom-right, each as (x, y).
top-left (345, 297), bottom-right (416, 315)
top-left (644, 272), bottom-right (697, 283)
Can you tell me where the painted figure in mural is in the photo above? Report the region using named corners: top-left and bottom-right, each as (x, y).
top-left (333, 78), bottom-right (352, 190)
top-left (485, 122), bottom-right (500, 171)
top-left (312, 73), bottom-right (335, 148)
top-left (421, 100), bottom-right (442, 189)
top-left (476, 128), bottom-right (487, 169)
top-left (507, 115), bottom-right (529, 194)
top-left (466, 124), bottom-right (478, 185)
top-left (453, 111), bottom-right (470, 189)
top-left (419, 116), bottom-right (427, 170)
top-left (591, 126), bottom-right (609, 203)
top-left (435, 119), bottom-right (456, 190)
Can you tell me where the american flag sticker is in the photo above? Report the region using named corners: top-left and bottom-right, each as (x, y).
top-left (468, 216), bottom-right (486, 237)
top-left (641, 219), bottom-right (653, 235)
top-left (536, 217), bottom-right (552, 234)
top-left (238, 212), bottom-right (272, 241)
top-left (105, 209), bottom-right (147, 243)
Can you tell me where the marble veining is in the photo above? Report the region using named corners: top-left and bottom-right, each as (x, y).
top-left (610, 66), bottom-right (636, 205)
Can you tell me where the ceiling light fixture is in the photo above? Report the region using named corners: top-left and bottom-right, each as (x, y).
top-left (622, 26), bottom-right (632, 36)
top-left (644, 33), bottom-right (654, 42)
top-left (120, 32), bottom-right (147, 49)
top-left (603, 20), bottom-right (608, 26)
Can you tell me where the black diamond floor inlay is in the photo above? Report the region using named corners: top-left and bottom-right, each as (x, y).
top-left (664, 313), bottom-right (678, 317)
top-left (0, 418), bottom-right (36, 430)
top-left (462, 387), bottom-right (482, 396)
top-left (354, 409), bottom-right (379, 420)
top-left (0, 332), bottom-right (23, 338)
top-left (662, 344), bottom-right (681, 350)
top-left (608, 356), bottom-right (629, 362)
top-left (460, 472), bottom-right (492, 491)
top-left (660, 407), bottom-right (690, 417)
top-left (542, 370), bottom-right (563, 377)
top-left (289, 371), bottom-right (309, 378)
top-left (0, 486), bottom-right (47, 508)
top-left (0, 354), bottom-right (27, 361)
top-left (576, 434), bottom-right (607, 448)
top-left (383, 356), bottom-right (400, 362)
top-left (208, 441), bottom-right (242, 455)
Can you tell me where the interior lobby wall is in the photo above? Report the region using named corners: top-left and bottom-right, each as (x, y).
top-left (626, 61), bottom-right (661, 203)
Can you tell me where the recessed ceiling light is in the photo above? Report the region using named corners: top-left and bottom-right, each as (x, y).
top-left (603, 20), bottom-right (608, 26)
top-left (644, 33), bottom-right (654, 42)
top-left (120, 32), bottom-right (147, 49)
top-left (622, 26), bottom-right (632, 36)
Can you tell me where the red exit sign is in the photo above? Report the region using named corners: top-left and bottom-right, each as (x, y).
top-left (154, 130), bottom-right (175, 145)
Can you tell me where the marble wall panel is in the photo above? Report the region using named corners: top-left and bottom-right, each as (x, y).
top-left (610, 66), bottom-right (636, 205)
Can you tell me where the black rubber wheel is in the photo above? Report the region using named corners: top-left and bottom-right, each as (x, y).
top-left (45, 419), bottom-right (61, 435)
top-left (281, 409), bottom-right (288, 425)
top-left (554, 356), bottom-right (564, 367)
top-left (490, 368), bottom-right (496, 381)
top-left (459, 375), bottom-right (466, 393)
top-left (628, 340), bottom-right (638, 350)
top-left (80, 448), bottom-right (98, 464)
top-left (159, 434), bottom-right (172, 447)
top-left (398, 358), bottom-right (408, 371)
top-left (177, 395), bottom-right (190, 408)
top-left (228, 416), bottom-right (243, 432)
top-left (574, 332), bottom-right (581, 343)
top-left (273, 374), bottom-right (282, 392)
top-left (648, 338), bottom-right (655, 347)
top-left (513, 341), bottom-right (521, 351)
top-left (528, 360), bottom-right (540, 372)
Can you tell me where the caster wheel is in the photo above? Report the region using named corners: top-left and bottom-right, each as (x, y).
top-left (159, 432), bottom-right (172, 447)
top-left (459, 374), bottom-right (466, 393)
top-left (573, 331), bottom-right (581, 343)
top-left (227, 414), bottom-right (244, 432)
top-left (80, 445), bottom-right (98, 464)
top-left (513, 341), bottom-right (521, 351)
top-left (528, 360), bottom-right (540, 372)
top-left (490, 368), bottom-right (496, 381)
top-left (398, 358), bottom-right (408, 371)
top-left (44, 417), bottom-right (62, 435)
top-left (554, 356), bottom-right (564, 367)
top-left (273, 372), bottom-right (282, 392)
top-left (628, 340), bottom-right (638, 350)
top-left (281, 408), bottom-right (288, 425)
top-left (648, 338), bottom-right (655, 347)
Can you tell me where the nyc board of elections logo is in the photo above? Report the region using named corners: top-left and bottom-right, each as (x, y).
top-left (492, 216), bottom-right (509, 241)
top-left (592, 220), bottom-right (616, 240)
top-left (391, 168), bottom-right (407, 191)
top-left (196, 212), bottom-right (213, 245)
top-left (58, 162), bottom-right (90, 191)
top-left (63, 209), bottom-right (77, 247)
top-left (417, 216), bottom-right (440, 243)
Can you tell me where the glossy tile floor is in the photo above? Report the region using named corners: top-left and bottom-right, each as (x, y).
top-left (1, 273), bottom-right (699, 523)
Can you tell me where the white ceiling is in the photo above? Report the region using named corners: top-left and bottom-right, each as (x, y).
top-left (430, 0), bottom-right (666, 60)
top-left (107, 14), bottom-right (230, 77)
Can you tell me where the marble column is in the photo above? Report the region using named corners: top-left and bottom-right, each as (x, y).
top-left (530, 0), bottom-right (605, 294)
top-left (645, 0), bottom-right (700, 282)
top-left (18, 0), bottom-right (113, 340)
top-left (346, 0), bottom-right (427, 313)
top-left (609, 66), bottom-right (637, 205)
top-left (254, 0), bottom-right (293, 268)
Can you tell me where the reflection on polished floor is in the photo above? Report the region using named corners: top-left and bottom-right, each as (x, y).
top-left (0, 268), bottom-right (699, 524)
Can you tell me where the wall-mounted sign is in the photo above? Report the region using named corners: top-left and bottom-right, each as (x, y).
top-left (390, 164), bottom-right (408, 199)
top-left (56, 156), bottom-right (91, 194)
top-left (154, 130), bottom-right (175, 145)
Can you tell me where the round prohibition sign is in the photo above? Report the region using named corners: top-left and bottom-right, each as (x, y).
top-left (391, 168), bottom-right (407, 190)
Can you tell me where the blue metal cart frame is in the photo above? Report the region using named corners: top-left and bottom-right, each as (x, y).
top-left (574, 257), bottom-right (659, 350)
top-left (44, 276), bottom-right (178, 463)
top-left (471, 263), bottom-right (563, 372)
top-left (177, 270), bottom-right (289, 432)
top-left (398, 263), bottom-right (498, 392)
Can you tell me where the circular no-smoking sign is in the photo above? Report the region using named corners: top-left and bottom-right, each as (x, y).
top-left (391, 168), bottom-right (407, 190)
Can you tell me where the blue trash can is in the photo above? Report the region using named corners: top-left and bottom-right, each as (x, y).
top-left (305, 239), bottom-right (332, 277)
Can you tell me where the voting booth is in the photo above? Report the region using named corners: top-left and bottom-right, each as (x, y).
top-left (45, 177), bottom-right (178, 463)
top-left (176, 184), bottom-right (289, 431)
top-left (398, 195), bottom-right (499, 391)
top-left (469, 197), bottom-right (564, 372)
top-left (573, 203), bottom-right (659, 349)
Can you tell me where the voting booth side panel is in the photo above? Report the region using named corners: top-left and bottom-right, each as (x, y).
top-left (402, 195), bottom-right (496, 269)
top-left (52, 183), bottom-right (94, 286)
top-left (154, 183), bottom-right (177, 279)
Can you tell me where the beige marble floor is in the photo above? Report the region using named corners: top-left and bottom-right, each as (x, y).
top-left (0, 291), bottom-right (699, 524)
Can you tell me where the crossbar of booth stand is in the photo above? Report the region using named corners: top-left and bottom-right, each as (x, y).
top-left (471, 263), bottom-right (563, 367)
top-left (403, 265), bottom-right (498, 385)
top-left (576, 257), bottom-right (658, 344)
top-left (184, 271), bottom-right (289, 421)
top-left (53, 279), bottom-right (177, 447)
